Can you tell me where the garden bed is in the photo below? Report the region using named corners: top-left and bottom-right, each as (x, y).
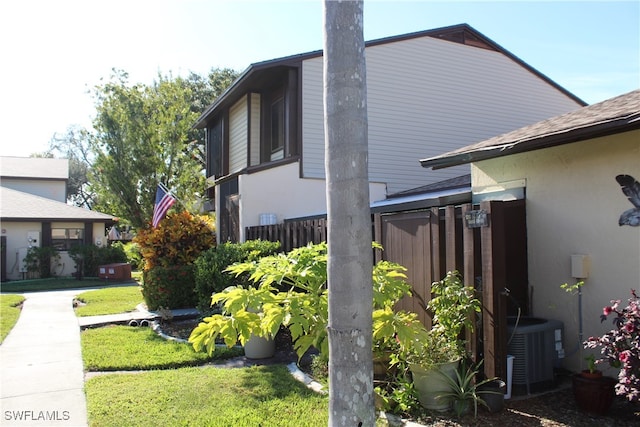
top-left (157, 318), bottom-right (308, 366)
top-left (157, 319), bottom-right (639, 426)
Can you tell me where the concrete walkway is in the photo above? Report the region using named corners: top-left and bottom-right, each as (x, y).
top-left (0, 289), bottom-right (200, 427)
top-left (1, 290), bottom-right (88, 427)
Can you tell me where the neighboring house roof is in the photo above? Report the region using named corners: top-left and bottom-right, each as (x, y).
top-left (387, 174), bottom-right (471, 199)
top-left (421, 89), bottom-right (640, 170)
top-left (0, 156), bottom-right (69, 180)
top-left (194, 23), bottom-right (585, 129)
top-left (370, 174), bottom-right (471, 214)
top-left (0, 186), bottom-right (116, 223)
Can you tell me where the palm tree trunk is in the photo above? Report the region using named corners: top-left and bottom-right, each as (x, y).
top-left (323, 1), bottom-right (374, 425)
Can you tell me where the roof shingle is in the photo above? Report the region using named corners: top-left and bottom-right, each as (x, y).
top-left (0, 187), bottom-right (116, 222)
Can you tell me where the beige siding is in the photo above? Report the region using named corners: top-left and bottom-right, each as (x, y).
top-left (302, 36), bottom-right (582, 194)
top-left (1, 178), bottom-right (67, 203)
top-left (249, 93), bottom-right (261, 166)
top-left (229, 96), bottom-right (248, 174)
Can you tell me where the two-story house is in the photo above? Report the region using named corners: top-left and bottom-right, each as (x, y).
top-left (0, 156), bottom-right (116, 281)
top-left (195, 24), bottom-right (585, 243)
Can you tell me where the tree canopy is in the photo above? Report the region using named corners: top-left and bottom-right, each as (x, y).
top-left (49, 68), bottom-right (238, 228)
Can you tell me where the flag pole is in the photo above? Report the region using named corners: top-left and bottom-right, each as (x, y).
top-left (158, 182), bottom-right (187, 210)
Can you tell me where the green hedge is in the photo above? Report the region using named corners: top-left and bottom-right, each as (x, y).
top-left (194, 240), bottom-right (281, 313)
top-left (113, 241), bottom-right (143, 271)
top-left (142, 265), bottom-right (196, 310)
top-left (69, 244), bottom-right (127, 277)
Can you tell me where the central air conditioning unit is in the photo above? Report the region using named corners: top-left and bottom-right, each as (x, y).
top-left (507, 317), bottom-right (564, 395)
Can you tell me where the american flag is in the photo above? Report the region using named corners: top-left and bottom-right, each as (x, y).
top-left (152, 183), bottom-right (176, 227)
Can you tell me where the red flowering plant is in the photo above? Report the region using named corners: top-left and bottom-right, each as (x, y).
top-left (585, 289), bottom-right (640, 402)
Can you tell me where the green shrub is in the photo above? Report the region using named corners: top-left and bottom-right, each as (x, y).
top-left (142, 265), bottom-right (196, 310)
top-left (69, 244), bottom-right (127, 277)
top-left (134, 211), bottom-right (216, 270)
top-left (134, 211), bottom-right (216, 310)
top-left (193, 240), bottom-right (281, 313)
top-left (113, 241), bottom-right (143, 270)
top-left (24, 246), bottom-right (60, 278)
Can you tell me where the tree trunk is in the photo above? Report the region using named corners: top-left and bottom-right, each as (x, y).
top-left (323, 1), bottom-right (374, 425)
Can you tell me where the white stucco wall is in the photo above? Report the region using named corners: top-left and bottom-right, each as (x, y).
top-left (237, 161), bottom-right (387, 241)
top-left (472, 130), bottom-right (640, 373)
top-left (2, 222), bottom-right (40, 280)
top-left (2, 221), bottom-right (108, 281)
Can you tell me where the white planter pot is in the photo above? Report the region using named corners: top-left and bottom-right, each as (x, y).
top-left (410, 359), bottom-right (460, 411)
top-left (243, 335), bottom-right (275, 359)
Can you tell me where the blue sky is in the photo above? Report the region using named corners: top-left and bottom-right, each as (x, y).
top-left (0, 0), bottom-right (638, 157)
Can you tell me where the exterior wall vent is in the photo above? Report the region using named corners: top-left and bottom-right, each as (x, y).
top-left (507, 317), bottom-right (564, 395)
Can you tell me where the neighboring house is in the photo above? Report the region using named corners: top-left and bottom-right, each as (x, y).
top-left (420, 89), bottom-right (640, 373)
top-left (0, 156), bottom-right (69, 202)
top-left (195, 23), bottom-right (585, 243)
top-left (0, 156), bottom-right (117, 281)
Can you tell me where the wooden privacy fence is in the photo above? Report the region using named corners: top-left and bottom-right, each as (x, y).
top-left (245, 218), bottom-right (328, 253)
top-left (244, 200), bottom-right (527, 380)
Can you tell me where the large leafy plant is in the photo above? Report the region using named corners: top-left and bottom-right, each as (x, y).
top-left (189, 242), bottom-right (424, 361)
top-left (585, 289), bottom-right (640, 402)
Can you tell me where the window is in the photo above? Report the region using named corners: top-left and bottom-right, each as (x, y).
top-left (270, 97), bottom-right (285, 160)
top-left (207, 119), bottom-right (224, 178)
top-left (51, 228), bottom-right (84, 251)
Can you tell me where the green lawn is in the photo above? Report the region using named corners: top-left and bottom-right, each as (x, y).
top-left (85, 365), bottom-right (329, 427)
top-left (75, 286), bottom-right (143, 317)
top-left (0, 294), bottom-right (25, 343)
top-left (81, 325), bottom-right (242, 371)
top-left (78, 277), bottom-right (331, 426)
top-left (0, 277), bottom-right (136, 293)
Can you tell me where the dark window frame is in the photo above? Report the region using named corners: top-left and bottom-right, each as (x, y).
top-left (51, 228), bottom-right (84, 251)
top-left (270, 96), bottom-right (285, 158)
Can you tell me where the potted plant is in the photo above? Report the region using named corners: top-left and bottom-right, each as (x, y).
top-left (436, 359), bottom-right (502, 417)
top-left (571, 354), bottom-right (617, 415)
top-left (403, 271), bottom-right (481, 411)
top-left (580, 289), bottom-right (640, 412)
top-left (580, 353), bottom-right (602, 379)
top-left (189, 244), bottom-right (329, 360)
top-left (190, 242), bottom-right (428, 365)
top-left (477, 377), bottom-right (506, 413)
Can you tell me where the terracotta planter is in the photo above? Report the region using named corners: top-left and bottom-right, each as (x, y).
top-left (579, 369), bottom-right (603, 380)
top-left (572, 373), bottom-right (617, 415)
top-left (410, 359), bottom-right (460, 411)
